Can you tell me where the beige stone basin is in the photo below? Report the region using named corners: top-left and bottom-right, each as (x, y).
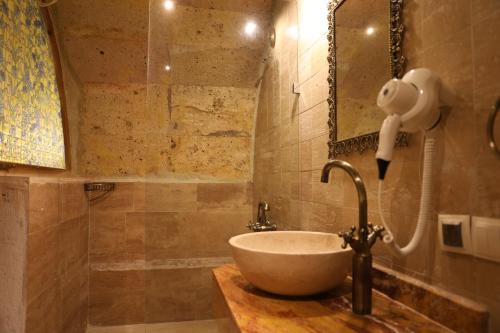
top-left (229, 231), bottom-right (352, 296)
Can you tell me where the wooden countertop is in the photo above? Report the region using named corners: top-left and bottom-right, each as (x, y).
top-left (213, 264), bottom-right (454, 333)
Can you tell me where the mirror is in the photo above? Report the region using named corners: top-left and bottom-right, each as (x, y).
top-left (327, 0), bottom-right (407, 158)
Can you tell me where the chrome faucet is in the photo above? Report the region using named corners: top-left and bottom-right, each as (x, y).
top-left (247, 201), bottom-right (277, 232)
top-left (320, 160), bottom-right (384, 315)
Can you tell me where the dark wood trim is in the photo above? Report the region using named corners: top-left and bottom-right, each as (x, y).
top-left (40, 6), bottom-right (71, 170)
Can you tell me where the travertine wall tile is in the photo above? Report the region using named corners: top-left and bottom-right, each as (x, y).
top-left (298, 37), bottom-right (329, 84)
top-left (26, 283), bottom-right (62, 333)
top-left (299, 140), bottom-right (312, 171)
top-left (297, 0), bottom-right (329, 55)
top-left (143, 183), bottom-right (197, 212)
top-left (0, 178), bottom-right (28, 333)
top-left (89, 181), bottom-right (251, 325)
top-left (61, 37), bottom-right (147, 85)
top-left (91, 183), bottom-right (135, 212)
top-left (197, 183), bottom-right (251, 210)
top-left (90, 211), bottom-right (128, 264)
top-left (29, 183), bottom-right (61, 233)
top-left (145, 267), bottom-right (214, 323)
top-left (26, 180), bottom-right (89, 333)
top-left (297, 68), bottom-right (329, 114)
top-left (79, 83), bottom-right (256, 179)
top-left (27, 227), bottom-right (59, 302)
top-left (125, 212), bottom-right (146, 261)
top-left (253, 1), bottom-right (500, 331)
top-left (57, 0), bottom-right (268, 180)
top-left (421, 0), bottom-right (471, 49)
top-left (145, 211), bottom-right (248, 260)
top-left (61, 182), bottom-right (88, 224)
top-left (53, 0), bottom-right (148, 41)
top-left (471, 0), bottom-right (500, 23)
top-left (89, 270), bottom-right (145, 326)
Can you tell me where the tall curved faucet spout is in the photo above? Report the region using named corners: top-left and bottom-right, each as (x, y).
top-left (321, 160), bottom-right (368, 243)
top-left (320, 160), bottom-right (384, 315)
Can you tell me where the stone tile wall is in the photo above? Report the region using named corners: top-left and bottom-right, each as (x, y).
top-left (0, 6), bottom-right (89, 332)
top-left (253, 0), bottom-right (500, 331)
top-left (78, 84), bottom-right (257, 179)
top-left (88, 182), bottom-right (251, 326)
top-left (26, 180), bottom-right (89, 333)
top-left (0, 177), bottom-right (89, 333)
top-left (0, 177), bottom-right (29, 333)
top-left (53, 0), bottom-right (270, 180)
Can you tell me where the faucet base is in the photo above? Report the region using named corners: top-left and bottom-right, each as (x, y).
top-left (352, 252), bottom-right (372, 315)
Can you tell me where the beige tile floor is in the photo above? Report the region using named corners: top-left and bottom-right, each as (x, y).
top-left (87, 320), bottom-right (220, 333)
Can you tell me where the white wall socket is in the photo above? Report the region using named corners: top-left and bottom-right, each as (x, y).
top-left (438, 214), bottom-right (472, 255)
top-left (471, 216), bottom-right (500, 264)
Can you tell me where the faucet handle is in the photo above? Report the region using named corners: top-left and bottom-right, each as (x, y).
top-left (367, 222), bottom-right (382, 234)
top-left (367, 224), bottom-right (385, 247)
top-left (372, 224), bottom-right (384, 237)
top-left (337, 230), bottom-right (354, 249)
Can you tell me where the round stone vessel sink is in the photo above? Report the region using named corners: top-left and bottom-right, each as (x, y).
top-left (229, 231), bottom-right (352, 296)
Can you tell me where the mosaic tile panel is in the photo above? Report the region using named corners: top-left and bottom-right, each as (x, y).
top-left (0, 0), bottom-right (66, 169)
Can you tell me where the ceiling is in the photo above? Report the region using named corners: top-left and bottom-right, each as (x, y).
top-left (52, 0), bottom-right (272, 87)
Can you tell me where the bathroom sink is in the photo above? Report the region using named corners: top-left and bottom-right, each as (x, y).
top-left (229, 231), bottom-right (352, 296)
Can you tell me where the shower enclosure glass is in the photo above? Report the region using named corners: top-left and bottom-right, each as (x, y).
top-left (143, 0), bottom-right (297, 329)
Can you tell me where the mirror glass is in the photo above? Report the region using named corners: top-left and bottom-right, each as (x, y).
top-left (335, 0), bottom-right (389, 141)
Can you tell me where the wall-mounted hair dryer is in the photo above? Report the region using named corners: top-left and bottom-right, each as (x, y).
top-left (375, 68), bottom-right (442, 256)
top-left (376, 68), bottom-right (441, 179)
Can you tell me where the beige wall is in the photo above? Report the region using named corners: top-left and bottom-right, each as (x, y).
top-left (51, 0), bottom-right (268, 327)
top-left (26, 180), bottom-right (89, 333)
top-left (0, 178), bottom-right (28, 333)
top-left (0, 177), bottom-right (89, 333)
top-left (0, 7), bottom-right (89, 333)
top-left (253, 0), bottom-right (301, 225)
top-left (88, 182), bottom-right (251, 325)
top-left (253, 0), bottom-right (500, 331)
top-left (78, 84), bottom-right (257, 179)
top-left (53, 0), bottom-right (271, 180)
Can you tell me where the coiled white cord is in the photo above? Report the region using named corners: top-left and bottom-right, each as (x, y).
top-left (377, 131), bottom-right (436, 256)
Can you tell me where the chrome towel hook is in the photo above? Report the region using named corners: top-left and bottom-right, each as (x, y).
top-left (487, 98), bottom-right (500, 157)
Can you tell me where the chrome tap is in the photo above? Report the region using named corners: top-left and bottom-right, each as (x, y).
top-left (320, 160), bottom-right (384, 315)
top-left (247, 201), bottom-right (277, 232)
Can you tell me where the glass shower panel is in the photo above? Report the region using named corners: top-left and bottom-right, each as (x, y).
top-left (145, 0), bottom-right (280, 328)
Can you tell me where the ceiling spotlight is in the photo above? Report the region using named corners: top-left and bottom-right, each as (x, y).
top-left (287, 25), bottom-right (299, 40)
top-left (165, 65), bottom-right (171, 71)
top-left (366, 26), bottom-right (375, 35)
top-left (164, 0), bottom-right (174, 11)
top-left (244, 21), bottom-right (258, 36)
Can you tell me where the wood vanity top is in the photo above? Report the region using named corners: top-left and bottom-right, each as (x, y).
top-left (213, 264), bottom-right (454, 333)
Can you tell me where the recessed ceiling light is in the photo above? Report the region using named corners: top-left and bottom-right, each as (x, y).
top-left (165, 65), bottom-right (171, 71)
top-left (366, 26), bottom-right (375, 35)
top-left (164, 0), bottom-right (174, 11)
top-left (244, 21), bottom-right (257, 36)
top-left (287, 25), bottom-right (299, 40)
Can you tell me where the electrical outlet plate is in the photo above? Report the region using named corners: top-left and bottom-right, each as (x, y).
top-left (438, 214), bottom-right (472, 255)
top-left (471, 216), bottom-right (500, 263)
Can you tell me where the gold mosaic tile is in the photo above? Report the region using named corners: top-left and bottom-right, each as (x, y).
top-left (0, 0), bottom-right (65, 168)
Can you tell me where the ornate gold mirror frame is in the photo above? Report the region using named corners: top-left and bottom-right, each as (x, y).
top-left (327, 0), bottom-right (408, 158)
